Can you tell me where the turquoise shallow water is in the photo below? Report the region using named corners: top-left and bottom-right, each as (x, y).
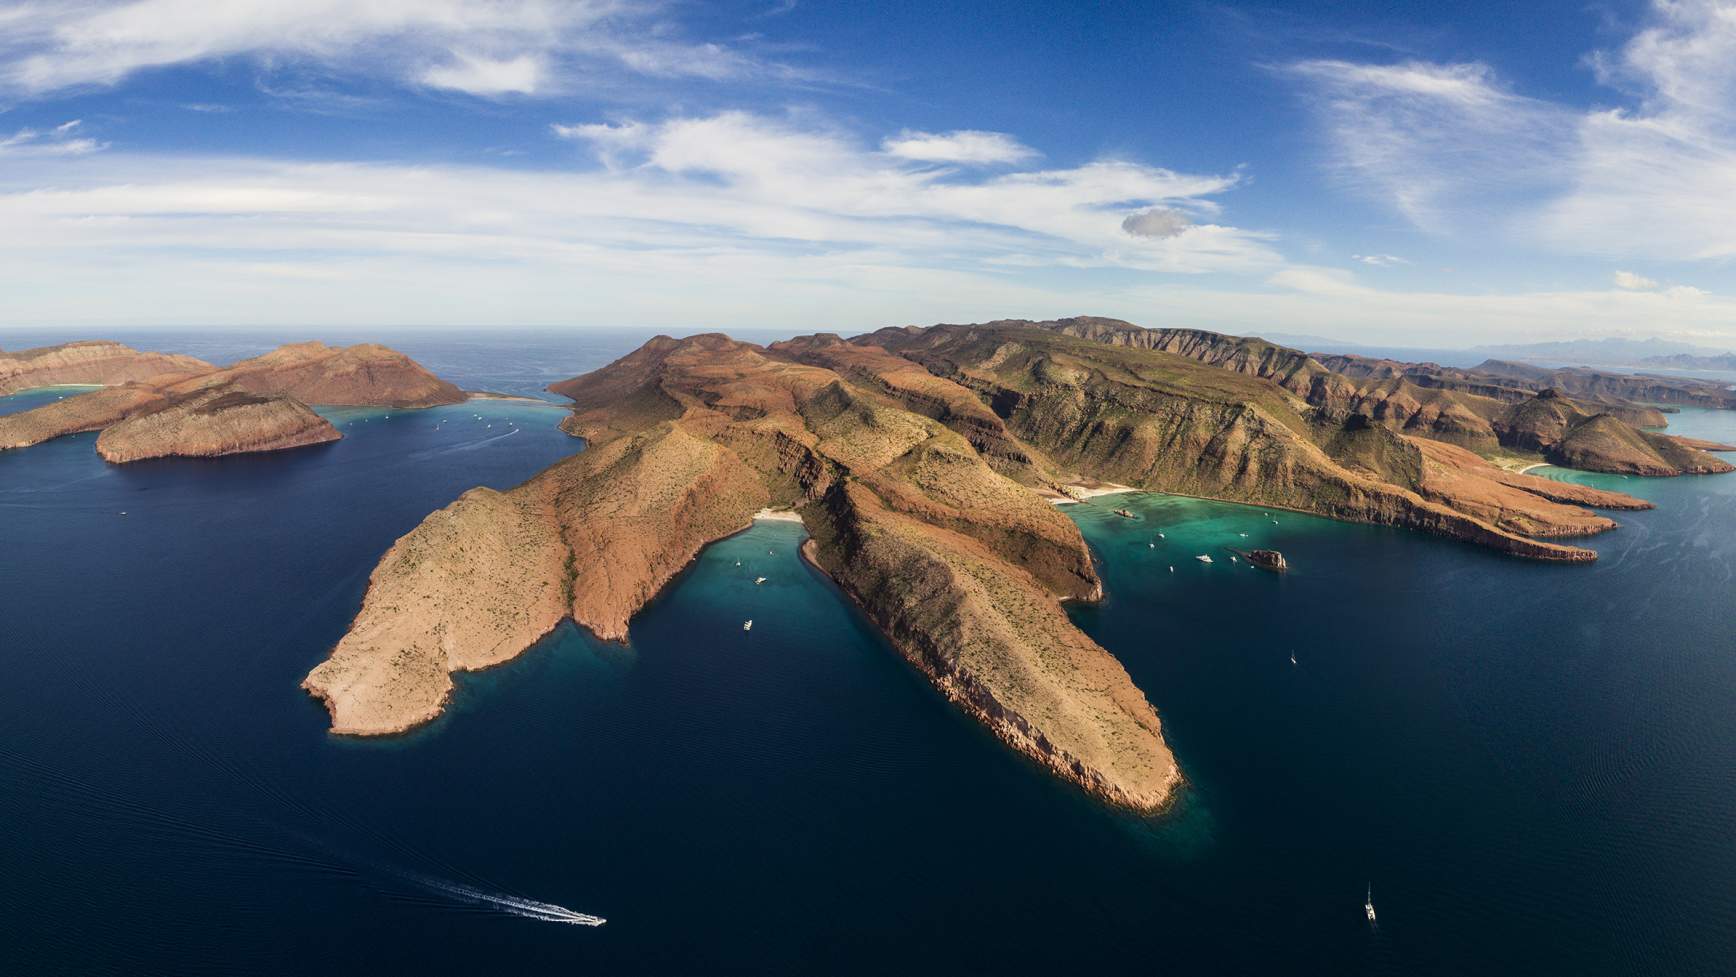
top-left (2, 337), bottom-right (1735, 974)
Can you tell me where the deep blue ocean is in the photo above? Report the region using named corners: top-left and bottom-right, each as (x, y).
top-left (2, 330), bottom-right (1734, 975)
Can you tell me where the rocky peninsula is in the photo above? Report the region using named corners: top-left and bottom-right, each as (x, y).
top-left (0, 340), bottom-right (461, 462)
top-left (0, 340), bottom-right (212, 395)
top-left (306, 333), bottom-right (1179, 811)
top-left (306, 318), bottom-right (1707, 811)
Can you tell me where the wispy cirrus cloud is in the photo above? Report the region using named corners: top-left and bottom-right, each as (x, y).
top-left (0, 118), bottom-right (104, 156)
top-left (0, 110), bottom-right (1278, 327)
top-left (0, 0), bottom-right (809, 97)
top-left (545, 111), bottom-right (1278, 274)
top-left (1286, 59), bottom-right (1571, 231)
top-left (1284, 0), bottom-right (1736, 263)
top-left (1288, 0), bottom-right (1736, 262)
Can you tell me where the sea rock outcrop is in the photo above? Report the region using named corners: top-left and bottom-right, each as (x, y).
top-left (94, 387), bottom-right (341, 463)
top-left (307, 334), bottom-right (1178, 811)
top-left (1246, 549), bottom-right (1287, 572)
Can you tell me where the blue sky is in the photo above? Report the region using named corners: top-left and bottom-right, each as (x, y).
top-left (2, 0), bottom-right (1735, 346)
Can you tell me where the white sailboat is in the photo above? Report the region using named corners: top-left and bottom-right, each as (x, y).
top-left (1364, 884), bottom-right (1377, 925)
top-left (743, 620), bottom-right (753, 632)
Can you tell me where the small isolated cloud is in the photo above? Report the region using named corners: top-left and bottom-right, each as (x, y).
top-left (1664, 284), bottom-right (1708, 300)
top-left (1352, 253), bottom-right (1409, 266)
top-left (551, 120), bottom-right (652, 167)
top-left (1613, 269), bottom-right (1658, 290)
top-left (881, 129), bottom-right (1038, 165)
top-left (1267, 265), bottom-right (1372, 297)
top-left (421, 53), bottom-right (543, 95)
top-left (0, 119), bottom-right (103, 157)
top-left (1121, 207), bottom-right (1193, 239)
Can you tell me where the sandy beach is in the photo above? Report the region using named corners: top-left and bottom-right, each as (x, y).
top-left (1047, 481), bottom-right (1137, 505)
top-left (753, 507), bottom-right (805, 523)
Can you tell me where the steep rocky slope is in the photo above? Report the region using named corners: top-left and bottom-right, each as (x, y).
top-left (307, 334), bottom-right (1178, 811)
top-left (1552, 413), bottom-right (1734, 476)
top-left (1497, 389), bottom-right (1734, 475)
top-left (94, 387), bottom-right (340, 463)
top-left (0, 341), bottom-right (212, 395)
top-left (0, 340), bottom-right (461, 462)
top-left (857, 322), bottom-right (1648, 560)
top-left (903, 317), bottom-right (1725, 475)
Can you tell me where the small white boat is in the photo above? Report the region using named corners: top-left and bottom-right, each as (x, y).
top-left (1290, 650), bottom-right (1297, 666)
top-left (1157, 532), bottom-right (1165, 539)
top-left (743, 620), bottom-right (753, 632)
top-left (1365, 884), bottom-right (1377, 925)
top-left (1230, 555), bottom-right (1238, 563)
top-left (1239, 532), bottom-right (1249, 537)
top-left (1148, 543), bottom-right (1154, 548)
top-left (1196, 555), bottom-right (1213, 564)
top-left (755, 576), bottom-right (767, 585)
top-left (1168, 566), bottom-right (1174, 572)
top-left (735, 560), bottom-right (741, 567)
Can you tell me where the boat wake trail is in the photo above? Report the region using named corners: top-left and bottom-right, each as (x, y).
top-left (411, 874), bottom-right (606, 926)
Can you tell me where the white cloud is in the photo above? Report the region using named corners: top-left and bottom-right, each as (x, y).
top-left (0, 119), bottom-right (104, 156)
top-left (1613, 269), bottom-right (1658, 290)
top-left (1289, 1), bottom-right (1736, 261)
top-left (421, 52), bottom-right (543, 95)
top-left (0, 111), bottom-right (1280, 330)
top-left (1352, 253), bottom-right (1409, 266)
top-left (0, 0), bottom-right (795, 98)
top-left (881, 130), bottom-right (1038, 165)
top-left (538, 111), bottom-right (1277, 273)
top-left (1266, 265), bottom-right (1373, 297)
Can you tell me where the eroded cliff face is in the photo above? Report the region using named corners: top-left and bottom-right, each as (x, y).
top-left (0, 341), bottom-right (213, 395)
top-left (0, 340), bottom-right (462, 462)
top-left (94, 387), bottom-right (340, 463)
top-left (306, 334), bottom-right (1177, 811)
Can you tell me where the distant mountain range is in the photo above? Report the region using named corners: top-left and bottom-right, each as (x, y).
top-left (1265, 333), bottom-right (1736, 370)
top-left (1470, 337), bottom-right (1732, 366)
top-left (1641, 352), bottom-right (1736, 370)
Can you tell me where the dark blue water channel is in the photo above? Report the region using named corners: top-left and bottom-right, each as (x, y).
top-left (2, 332), bottom-right (1734, 975)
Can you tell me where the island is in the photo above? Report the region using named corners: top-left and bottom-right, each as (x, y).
top-left (302, 317), bottom-right (1719, 813)
top-left (0, 340), bottom-right (463, 461)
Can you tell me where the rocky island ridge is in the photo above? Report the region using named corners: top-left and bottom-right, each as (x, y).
top-left (303, 317), bottom-right (1714, 812)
